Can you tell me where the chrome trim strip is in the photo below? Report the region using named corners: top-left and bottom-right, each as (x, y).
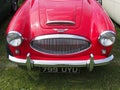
top-left (7, 31), bottom-right (24, 40)
top-left (46, 20), bottom-right (75, 25)
top-left (32, 34), bottom-right (89, 41)
top-left (100, 31), bottom-right (116, 36)
top-left (9, 55), bottom-right (114, 66)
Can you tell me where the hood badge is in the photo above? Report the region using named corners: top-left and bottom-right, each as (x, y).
top-left (53, 28), bottom-right (68, 33)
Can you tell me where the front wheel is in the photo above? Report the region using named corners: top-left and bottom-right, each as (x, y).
top-left (11, 0), bottom-right (18, 13)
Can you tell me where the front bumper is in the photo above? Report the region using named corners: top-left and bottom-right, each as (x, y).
top-left (8, 54), bottom-right (114, 71)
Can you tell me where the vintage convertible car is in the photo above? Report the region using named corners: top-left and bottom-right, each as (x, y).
top-left (0, 0), bottom-right (18, 21)
top-left (6, 0), bottom-right (116, 71)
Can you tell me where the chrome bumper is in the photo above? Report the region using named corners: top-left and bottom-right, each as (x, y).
top-left (8, 54), bottom-right (114, 71)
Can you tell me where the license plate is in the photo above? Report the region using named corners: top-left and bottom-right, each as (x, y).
top-left (39, 67), bottom-right (81, 73)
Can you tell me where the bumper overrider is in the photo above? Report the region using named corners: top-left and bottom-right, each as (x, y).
top-left (8, 53), bottom-right (114, 71)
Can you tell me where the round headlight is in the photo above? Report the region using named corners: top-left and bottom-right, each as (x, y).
top-left (7, 31), bottom-right (23, 47)
top-left (99, 31), bottom-right (116, 47)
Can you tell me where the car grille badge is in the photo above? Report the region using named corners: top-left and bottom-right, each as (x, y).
top-left (53, 28), bottom-right (68, 33)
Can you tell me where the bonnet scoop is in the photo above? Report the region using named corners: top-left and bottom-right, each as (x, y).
top-left (39, 0), bottom-right (83, 28)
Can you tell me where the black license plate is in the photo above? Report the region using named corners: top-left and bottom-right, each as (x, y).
top-left (39, 67), bottom-right (81, 73)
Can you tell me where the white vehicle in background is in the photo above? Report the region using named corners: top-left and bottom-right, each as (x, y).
top-left (98, 0), bottom-right (120, 25)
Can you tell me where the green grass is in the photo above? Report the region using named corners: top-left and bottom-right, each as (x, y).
top-left (0, 5), bottom-right (120, 90)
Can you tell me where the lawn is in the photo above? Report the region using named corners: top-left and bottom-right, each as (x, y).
top-left (0, 3), bottom-right (120, 90)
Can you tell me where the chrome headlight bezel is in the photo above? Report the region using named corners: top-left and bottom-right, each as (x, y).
top-left (99, 31), bottom-right (116, 47)
top-left (7, 31), bottom-right (23, 47)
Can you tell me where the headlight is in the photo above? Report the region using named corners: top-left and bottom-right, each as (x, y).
top-left (99, 31), bottom-right (115, 46)
top-left (7, 31), bottom-right (23, 47)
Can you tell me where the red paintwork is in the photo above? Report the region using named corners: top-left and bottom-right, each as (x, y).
top-left (6, 0), bottom-right (115, 61)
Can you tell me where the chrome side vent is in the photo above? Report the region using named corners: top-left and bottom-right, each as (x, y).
top-left (46, 20), bottom-right (75, 25)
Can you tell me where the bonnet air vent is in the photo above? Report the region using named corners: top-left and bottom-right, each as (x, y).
top-left (46, 20), bottom-right (75, 25)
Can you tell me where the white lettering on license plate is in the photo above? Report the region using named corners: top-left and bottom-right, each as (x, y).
top-left (40, 67), bottom-right (81, 73)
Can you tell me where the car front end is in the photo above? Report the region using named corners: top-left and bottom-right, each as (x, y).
top-left (6, 0), bottom-right (116, 71)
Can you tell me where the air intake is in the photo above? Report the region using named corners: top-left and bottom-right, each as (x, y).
top-left (46, 20), bottom-right (75, 25)
top-left (30, 34), bottom-right (91, 55)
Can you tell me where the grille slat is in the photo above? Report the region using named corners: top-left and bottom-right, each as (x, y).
top-left (30, 34), bottom-right (90, 55)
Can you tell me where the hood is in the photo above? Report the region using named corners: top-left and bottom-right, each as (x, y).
top-left (39, 0), bottom-right (83, 29)
top-left (28, 0), bottom-right (94, 39)
top-left (7, 0), bottom-right (94, 39)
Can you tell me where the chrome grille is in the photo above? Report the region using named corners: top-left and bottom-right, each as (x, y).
top-left (30, 34), bottom-right (91, 55)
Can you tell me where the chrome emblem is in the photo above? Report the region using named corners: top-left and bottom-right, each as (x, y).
top-left (53, 28), bottom-right (68, 32)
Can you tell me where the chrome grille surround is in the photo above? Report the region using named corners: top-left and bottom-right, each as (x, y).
top-left (30, 34), bottom-right (91, 55)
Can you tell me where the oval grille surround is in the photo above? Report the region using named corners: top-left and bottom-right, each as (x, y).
top-left (30, 34), bottom-right (91, 55)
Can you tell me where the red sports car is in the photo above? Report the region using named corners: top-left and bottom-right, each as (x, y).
top-left (6, 0), bottom-right (116, 71)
